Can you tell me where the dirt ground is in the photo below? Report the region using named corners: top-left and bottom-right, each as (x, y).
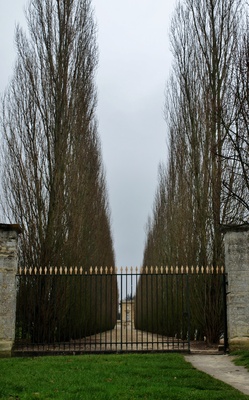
top-left (81, 323), bottom-right (188, 352)
top-left (81, 323), bottom-right (221, 353)
top-left (14, 322), bottom-right (222, 354)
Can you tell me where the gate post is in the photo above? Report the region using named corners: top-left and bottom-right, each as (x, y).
top-left (0, 224), bottom-right (22, 357)
top-left (223, 224), bottom-right (249, 351)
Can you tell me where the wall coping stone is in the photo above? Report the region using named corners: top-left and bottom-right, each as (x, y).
top-left (0, 224), bottom-right (22, 234)
top-left (220, 224), bottom-right (249, 233)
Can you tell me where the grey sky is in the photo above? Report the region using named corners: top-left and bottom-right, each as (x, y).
top-left (0, 0), bottom-right (176, 267)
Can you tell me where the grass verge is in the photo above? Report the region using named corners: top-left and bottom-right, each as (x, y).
top-left (0, 353), bottom-right (249, 399)
top-left (231, 350), bottom-right (249, 371)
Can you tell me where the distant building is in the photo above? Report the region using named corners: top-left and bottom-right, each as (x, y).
top-left (120, 300), bottom-right (134, 326)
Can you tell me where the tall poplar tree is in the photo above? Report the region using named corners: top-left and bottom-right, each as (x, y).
top-left (143, 0), bottom-right (245, 267)
top-left (1, 0), bottom-right (117, 343)
top-left (140, 0), bottom-right (247, 344)
top-left (1, 0), bottom-right (115, 268)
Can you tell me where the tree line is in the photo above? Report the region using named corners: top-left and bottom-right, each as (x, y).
top-left (0, 0), bottom-right (117, 342)
top-left (137, 0), bottom-right (248, 344)
top-left (143, 0), bottom-right (249, 268)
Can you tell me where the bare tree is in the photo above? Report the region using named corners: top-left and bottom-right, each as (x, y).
top-left (221, 17), bottom-right (249, 218)
top-left (1, 0), bottom-right (117, 343)
top-left (142, 0), bottom-right (246, 344)
top-left (144, 0), bottom-right (244, 267)
top-left (1, 0), bottom-right (115, 268)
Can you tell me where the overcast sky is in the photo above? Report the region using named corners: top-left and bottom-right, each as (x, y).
top-left (0, 0), bottom-right (176, 267)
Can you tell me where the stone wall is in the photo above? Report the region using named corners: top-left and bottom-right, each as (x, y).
top-left (0, 224), bottom-right (22, 357)
top-left (223, 225), bottom-right (249, 351)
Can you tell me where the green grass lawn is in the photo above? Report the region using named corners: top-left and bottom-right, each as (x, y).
top-left (231, 350), bottom-right (249, 371)
top-left (0, 353), bottom-right (249, 400)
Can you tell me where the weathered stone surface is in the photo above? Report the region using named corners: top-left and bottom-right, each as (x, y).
top-left (0, 224), bottom-right (21, 357)
top-left (224, 226), bottom-right (249, 350)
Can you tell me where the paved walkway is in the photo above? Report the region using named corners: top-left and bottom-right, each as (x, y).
top-left (185, 354), bottom-right (249, 395)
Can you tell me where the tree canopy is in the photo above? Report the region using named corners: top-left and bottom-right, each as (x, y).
top-left (143, 0), bottom-right (248, 267)
top-left (1, 0), bottom-right (115, 268)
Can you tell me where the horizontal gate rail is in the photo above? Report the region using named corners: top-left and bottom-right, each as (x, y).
top-left (13, 266), bottom-right (226, 356)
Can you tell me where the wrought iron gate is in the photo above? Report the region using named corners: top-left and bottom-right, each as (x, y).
top-left (13, 266), bottom-right (227, 356)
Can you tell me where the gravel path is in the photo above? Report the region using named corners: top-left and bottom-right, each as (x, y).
top-left (82, 324), bottom-right (188, 352)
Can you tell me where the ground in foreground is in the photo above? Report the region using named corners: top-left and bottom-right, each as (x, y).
top-left (0, 353), bottom-right (249, 399)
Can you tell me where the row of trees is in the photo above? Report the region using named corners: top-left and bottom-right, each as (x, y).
top-left (16, 273), bottom-right (118, 343)
top-left (0, 0), bottom-right (115, 269)
top-left (0, 0), bottom-right (118, 342)
top-left (143, 0), bottom-right (249, 267)
top-left (135, 271), bottom-right (224, 344)
top-left (139, 0), bottom-right (248, 344)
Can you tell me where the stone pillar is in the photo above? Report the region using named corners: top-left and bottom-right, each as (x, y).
top-left (0, 224), bottom-right (22, 357)
top-left (223, 224), bottom-right (249, 351)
